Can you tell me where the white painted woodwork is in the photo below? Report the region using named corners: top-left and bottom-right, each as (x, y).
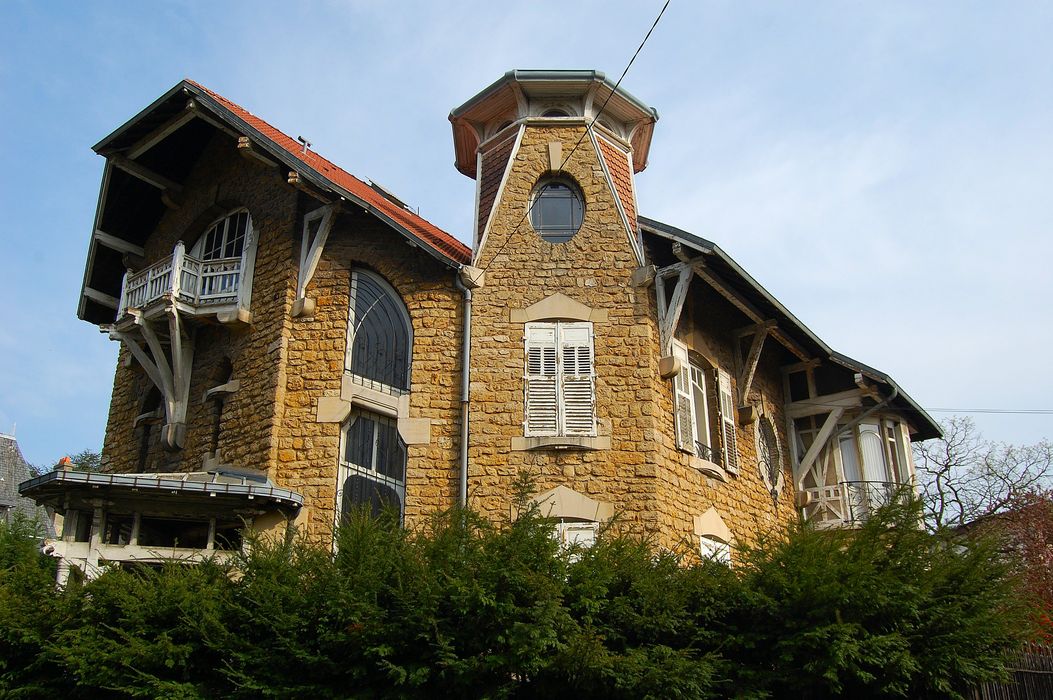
top-left (737, 324), bottom-right (769, 404)
top-left (786, 389), bottom-right (863, 419)
top-left (296, 204), bottom-right (337, 304)
top-left (110, 155), bottom-right (183, 195)
top-left (795, 406), bottom-right (845, 485)
top-left (82, 287), bottom-right (119, 309)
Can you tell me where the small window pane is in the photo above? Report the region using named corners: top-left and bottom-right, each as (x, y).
top-left (531, 180), bottom-right (583, 243)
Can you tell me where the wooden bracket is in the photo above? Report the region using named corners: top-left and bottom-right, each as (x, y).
top-left (111, 155), bottom-right (183, 210)
top-left (111, 306), bottom-right (195, 450)
top-left (237, 136), bottom-right (279, 168)
top-left (294, 204), bottom-right (338, 316)
top-left (655, 262), bottom-right (693, 353)
top-left (736, 321), bottom-right (772, 405)
top-left (795, 406), bottom-right (845, 486)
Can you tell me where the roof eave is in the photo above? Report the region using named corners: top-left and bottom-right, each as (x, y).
top-left (639, 216), bottom-right (942, 441)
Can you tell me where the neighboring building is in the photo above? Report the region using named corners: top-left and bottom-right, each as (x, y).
top-left (21, 70), bottom-right (940, 579)
top-left (1, 433), bottom-right (53, 536)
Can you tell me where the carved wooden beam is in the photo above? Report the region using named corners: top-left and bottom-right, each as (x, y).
top-left (237, 136), bottom-right (279, 168)
top-left (127, 109), bottom-right (197, 160)
top-left (110, 155), bottom-right (183, 209)
top-left (691, 261), bottom-right (812, 361)
top-left (786, 389), bottom-right (863, 419)
top-left (92, 229), bottom-right (144, 257)
top-left (654, 262), bottom-right (693, 353)
top-left (737, 323), bottom-right (770, 404)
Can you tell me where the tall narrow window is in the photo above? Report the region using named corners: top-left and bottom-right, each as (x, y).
top-left (346, 269), bottom-right (412, 393)
top-left (338, 410), bottom-right (406, 520)
top-left (671, 341), bottom-right (713, 460)
top-left (524, 321), bottom-right (595, 437)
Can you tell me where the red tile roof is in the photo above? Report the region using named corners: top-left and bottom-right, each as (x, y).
top-left (187, 80), bottom-right (471, 266)
top-left (597, 135), bottom-right (638, 236)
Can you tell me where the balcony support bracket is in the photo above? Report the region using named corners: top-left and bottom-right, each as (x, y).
top-left (110, 307), bottom-right (195, 451)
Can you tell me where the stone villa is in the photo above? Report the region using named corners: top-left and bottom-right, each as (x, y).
top-left (21, 70), bottom-right (940, 579)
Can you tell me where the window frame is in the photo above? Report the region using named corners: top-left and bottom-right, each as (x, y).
top-left (190, 208), bottom-right (251, 262)
top-left (345, 268), bottom-right (413, 394)
top-left (523, 321), bottom-right (596, 438)
top-left (337, 409), bottom-right (407, 522)
top-left (529, 177), bottom-right (585, 243)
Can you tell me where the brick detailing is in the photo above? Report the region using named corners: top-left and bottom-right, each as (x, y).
top-left (596, 135), bottom-right (638, 236)
top-left (476, 131), bottom-right (518, 245)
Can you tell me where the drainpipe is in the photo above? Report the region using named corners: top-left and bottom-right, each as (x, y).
top-left (455, 277), bottom-right (472, 507)
top-left (454, 265), bottom-right (484, 507)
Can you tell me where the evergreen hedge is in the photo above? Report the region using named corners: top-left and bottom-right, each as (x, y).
top-left (0, 495), bottom-right (1035, 699)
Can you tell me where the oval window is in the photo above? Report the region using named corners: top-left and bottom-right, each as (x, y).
top-left (530, 179), bottom-right (584, 243)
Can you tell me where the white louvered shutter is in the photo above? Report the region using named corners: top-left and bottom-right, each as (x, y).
top-left (671, 341), bottom-right (696, 453)
top-left (716, 368), bottom-right (739, 474)
top-left (524, 324), bottom-right (559, 436)
top-left (559, 322), bottom-right (596, 436)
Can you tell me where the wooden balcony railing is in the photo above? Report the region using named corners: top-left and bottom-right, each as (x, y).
top-left (802, 480), bottom-right (908, 526)
top-left (119, 242), bottom-right (243, 316)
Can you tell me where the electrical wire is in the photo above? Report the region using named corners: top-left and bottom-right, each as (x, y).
top-left (480, 0), bottom-right (671, 272)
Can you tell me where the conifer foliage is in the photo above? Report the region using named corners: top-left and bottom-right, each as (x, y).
top-left (0, 498), bottom-right (1036, 699)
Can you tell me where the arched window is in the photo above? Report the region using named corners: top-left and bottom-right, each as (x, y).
top-left (756, 415), bottom-right (784, 498)
top-left (346, 269), bottom-right (412, 392)
top-left (191, 209), bottom-right (251, 260)
top-left (338, 410), bottom-right (406, 521)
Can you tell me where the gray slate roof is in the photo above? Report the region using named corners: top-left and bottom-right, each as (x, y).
top-left (0, 434), bottom-right (55, 537)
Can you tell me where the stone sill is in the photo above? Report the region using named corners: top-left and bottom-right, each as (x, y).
top-left (510, 436), bottom-right (611, 452)
top-left (685, 453), bottom-right (728, 482)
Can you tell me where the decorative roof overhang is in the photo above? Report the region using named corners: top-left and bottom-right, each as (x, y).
top-left (449, 69), bottom-right (659, 178)
top-left (19, 469), bottom-right (303, 517)
top-left (79, 80), bottom-right (470, 325)
top-left (640, 216), bottom-right (942, 441)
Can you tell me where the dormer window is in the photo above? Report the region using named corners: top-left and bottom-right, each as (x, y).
top-left (530, 178), bottom-right (584, 243)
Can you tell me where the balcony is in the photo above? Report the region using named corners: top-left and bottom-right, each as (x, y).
top-left (118, 241), bottom-right (248, 321)
top-left (802, 480), bottom-right (908, 527)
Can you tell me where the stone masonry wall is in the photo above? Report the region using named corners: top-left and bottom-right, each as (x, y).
top-left (469, 124), bottom-right (662, 532)
top-left (101, 132), bottom-right (299, 481)
top-left (650, 281), bottom-right (799, 552)
top-left (469, 122), bottom-right (798, 553)
top-left (277, 207), bottom-right (463, 537)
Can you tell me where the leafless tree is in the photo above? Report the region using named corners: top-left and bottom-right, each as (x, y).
top-left (914, 416), bottom-right (1053, 528)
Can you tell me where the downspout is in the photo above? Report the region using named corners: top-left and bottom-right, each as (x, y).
top-left (454, 272), bottom-right (474, 507)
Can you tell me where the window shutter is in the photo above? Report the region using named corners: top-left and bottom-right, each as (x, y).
top-left (716, 368), bottom-right (739, 473)
top-left (559, 323), bottom-right (595, 436)
top-left (524, 324), bottom-right (559, 436)
top-left (671, 341), bottom-right (695, 453)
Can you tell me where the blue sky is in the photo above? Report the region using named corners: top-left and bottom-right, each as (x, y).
top-left (1, 1), bottom-right (1051, 467)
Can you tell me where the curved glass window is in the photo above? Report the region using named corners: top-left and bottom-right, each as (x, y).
top-left (192, 210), bottom-right (250, 260)
top-left (346, 269), bottom-right (412, 392)
top-left (530, 179), bottom-right (584, 243)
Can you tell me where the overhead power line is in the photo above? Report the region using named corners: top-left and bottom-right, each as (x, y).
top-left (480, 0), bottom-right (671, 272)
